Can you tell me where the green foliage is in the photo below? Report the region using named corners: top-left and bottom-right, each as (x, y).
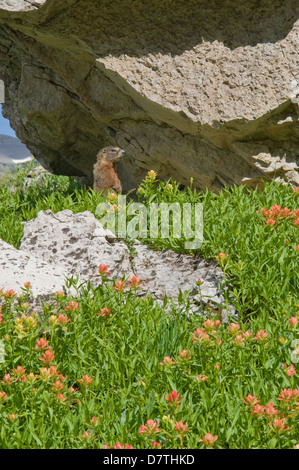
top-left (0, 278), bottom-right (298, 449)
top-left (0, 162), bottom-right (105, 248)
top-left (135, 173), bottom-right (299, 320)
top-left (0, 165), bottom-right (298, 448)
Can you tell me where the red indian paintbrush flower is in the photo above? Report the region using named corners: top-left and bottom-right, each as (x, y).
top-left (251, 404), bottom-right (265, 417)
top-left (195, 375), bottom-right (208, 382)
top-left (268, 418), bottom-right (292, 434)
top-left (57, 314), bottom-right (71, 325)
top-left (127, 276), bottom-right (144, 289)
top-left (1, 373), bottom-right (13, 385)
top-left (39, 350), bottom-right (55, 366)
top-left (159, 356), bottom-right (176, 367)
top-left (165, 390), bottom-right (184, 408)
top-left (113, 443), bottom-right (133, 449)
top-left (178, 349), bottom-right (192, 361)
top-left (96, 307), bottom-right (112, 319)
top-left (2, 289), bottom-right (17, 300)
top-left (77, 375), bottom-right (93, 387)
top-left (90, 416), bottom-right (99, 425)
top-left (264, 402), bottom-right (278, 418)
top-left (289, 317), bottom-right (298, 328)
top-left (7, 413), bottom-right (18, 421)
top-left (242, 394), bottom-right (260, 408)
top-left (11, 365), bottom-right (26, 381)
top-left (112, 280), bottom-right (126, 292)
top-left (175, 421), bottom-right (190, 442)
top-left (199, 433), bottom-right (218, 448)
top-left (215, 252), bottom-right (227, 263)
top-left (0, 391), bottom-right (8, 403)
top-left (254, 330), bottom-right (269, 342)
top-left (51, 380), bottom-right (64, 393)
top-left (283, 363), bottom-right (296, 377)
top-left (64, 301), bottom-right (79, 313)
top-left (139, 419), bottom-right (161, 436)
top-left (36, 338), bottom-right (49, 350)
top-left (95, 264), bottom-right (111, 279)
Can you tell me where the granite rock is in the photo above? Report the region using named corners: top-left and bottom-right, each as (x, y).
top-left (0, 0), bottom-right (298, 192)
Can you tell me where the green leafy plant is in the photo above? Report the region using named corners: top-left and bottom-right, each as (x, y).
top-left (0, 165), bottom-right (298, 448)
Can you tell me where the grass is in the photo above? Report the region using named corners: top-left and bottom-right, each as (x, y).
top-left (0, 164), bottom-right (298, 449)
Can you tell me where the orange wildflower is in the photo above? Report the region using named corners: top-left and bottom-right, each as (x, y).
top-left (112, 280), bottom-right (126, 292)
top-left (38, 350), bottom-right (55, 366)
top-left (77, 375), bottom-right (93, 387)
top-left (268, 418), bottom-right (292, 434)
top-left (139, 419), bottom-right (161, 436)
top-left (199, 433), bottom-right (218, 448)
top-left (165, 390), bottom-right (184, 408)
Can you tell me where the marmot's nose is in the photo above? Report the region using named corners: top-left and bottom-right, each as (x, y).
top-left (118, 149), bottom-right (125, 158)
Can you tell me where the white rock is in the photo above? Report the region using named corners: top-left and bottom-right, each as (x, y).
top-left (0, 209), bottom-right (235, 318)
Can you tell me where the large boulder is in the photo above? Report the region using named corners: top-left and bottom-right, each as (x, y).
top-left (0, 0), bottom-right (298, 192)
top-left (0, 209), bottom-right (234, 318)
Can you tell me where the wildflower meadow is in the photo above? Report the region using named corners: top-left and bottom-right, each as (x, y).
top-left (0, 164), bottom-right (298, 449)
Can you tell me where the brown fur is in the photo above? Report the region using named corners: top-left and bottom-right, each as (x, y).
top-left (93, 146), bottom-right (124, 195)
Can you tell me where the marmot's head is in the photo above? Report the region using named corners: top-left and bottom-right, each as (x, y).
top-left (97, 146), bottom-right (125, 163)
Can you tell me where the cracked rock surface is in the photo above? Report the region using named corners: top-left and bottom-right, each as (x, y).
top-left (0, 210), bottom-right (234, 317)
top-left (0, 0), bottom-right (298, 192)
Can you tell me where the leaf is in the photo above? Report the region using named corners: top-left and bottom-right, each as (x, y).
top-left (27, 422), bottom-right (43, 447)
top-left (269, 437), bottom-right (277, 449)
top-left (231, 407), bottom-right (241, 428)
top-left (30, 431), bottom-right (43, 447)
top-left (166, 376), bottom-right (177, 391)
top-left (48, 407), bottom-right (53, 421)
top-left (226, 428), bottom-right (233, 441)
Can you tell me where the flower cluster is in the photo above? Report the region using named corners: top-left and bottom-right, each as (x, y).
top-left (243, 389), bottom-right (298, 434)
top-left (227, 323), bottom-right (270, 347)
top-left (136, 170), bottom-right (159, 198)
top-left (112, 276), bottom-right (144, 293)
top-left (93, 264), bottom-right (145, 294)
top-left (96, 307), bottom-right (112, 320)
top-left (14, 313), bottom-right (38, 338)
top-left (283, 364), bottom-right (296, 378)
top-left (259, 204), bottom-right (299, 227)
top-left (191, 319), bottom-right (222, 348)
top-left (64, 300), bottom-right (80, 313)
top-left (95, 264), bottom-right (111, 279)
top-left (214, 252), bottom-right (228, 264)
top-left (103, 443), bottom-right (133, 449)
top-left (0, 288), bottom-right (17, 301)
top-left (77, 375), bottom-right (93, 388)
top-left (139, 419), bottom-right (161, 436)
top-left (39, 349), bottom-right (55, 366)
top-left (159, 349), bottom-right (192, 367)
top-left (198, 433), bottom-right (218, 448)
top-left (289, 314), bottom-right (299, 328)
top-left (0, 361), bottom-right (86, 410)
top-left (138, 417), bottom-right (191, 447)
top-left (145, 170), bottom-right (157, 181)
top-left (165, 390), bottom-right (184, 409)
top-left (49, 313), bottom-right (71, 330)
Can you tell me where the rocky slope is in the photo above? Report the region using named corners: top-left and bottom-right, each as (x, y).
top-left (0, 0), bottom-right (298, 191)
top-left (0, 134), bottom-right (31, 162)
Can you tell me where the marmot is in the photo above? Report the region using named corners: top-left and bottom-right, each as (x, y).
top-left (93, 146), bottom-right (124, 195)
